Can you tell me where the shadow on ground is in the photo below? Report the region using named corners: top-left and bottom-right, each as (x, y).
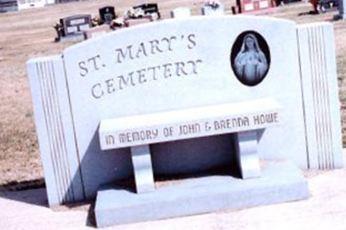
top-left (0, 179), bottom-right (47, 206)
top-left (0, 179), bottom-right (97, 227)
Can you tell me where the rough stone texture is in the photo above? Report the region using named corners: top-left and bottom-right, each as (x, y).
top-left (94, 161), bottom-right (308, 227)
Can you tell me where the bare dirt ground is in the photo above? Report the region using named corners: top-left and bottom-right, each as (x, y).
top-left (0, 0), bottom-right (345, 186)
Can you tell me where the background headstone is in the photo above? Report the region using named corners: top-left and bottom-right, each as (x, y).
top-left (60, 14), bottom-right (91, 36)
top-left (99, 6), bottom-right (116, 24)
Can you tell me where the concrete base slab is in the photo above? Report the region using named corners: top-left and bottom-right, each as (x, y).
top-left (95, 161), bottom-right (309, 228)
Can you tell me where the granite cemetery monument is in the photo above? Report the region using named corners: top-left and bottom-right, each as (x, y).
top-left (17, 0), bottom-right (48, 10)
top-left (27, 15), bottom-right (342, 227)
top-left (55, 14), bottom-right (92, 42)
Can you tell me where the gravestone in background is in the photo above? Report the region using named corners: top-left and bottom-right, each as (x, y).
top-left (27, 15), bottom-right (342, 215)
top-left (60, 14), bottom-right (91, 36)
top-left (99, 6), bottom-right (116, 24)
top-left (201, 2), bottom-right (225, 15)
top-left (56, 14), bottom-right (91, 42)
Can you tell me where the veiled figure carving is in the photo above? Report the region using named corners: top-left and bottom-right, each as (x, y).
top-left (234, 34), bottom-right (268, 85)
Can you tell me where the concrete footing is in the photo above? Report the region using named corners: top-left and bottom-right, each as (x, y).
top-left (95, 161), bottom-right (309, 228)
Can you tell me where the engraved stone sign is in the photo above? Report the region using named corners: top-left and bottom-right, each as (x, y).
top-left (27, 16), bottom-right (342, 223)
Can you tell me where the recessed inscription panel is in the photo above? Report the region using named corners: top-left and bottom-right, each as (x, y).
top-left (100, 110), bottom-right (281, 150)
top-left (99, 98), bottom-right (281, 149)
